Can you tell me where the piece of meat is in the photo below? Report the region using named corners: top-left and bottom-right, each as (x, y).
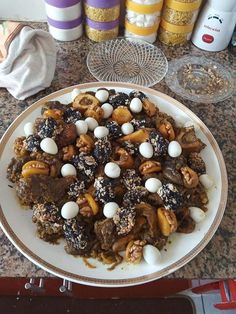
top-left (15, 175), bottom-right (74, 206)
top-left (94, 219), bottom-right (117, 251)
top-left (187, 152), bottom-right (206, 175)
top-left (56, 123), bottom-right (77, 148)
top-left (163, 155), bottom-right (187, 186)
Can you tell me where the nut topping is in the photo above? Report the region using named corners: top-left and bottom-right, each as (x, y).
top-left (76, 134), bottom-right (94, 153)
top-left (139, 160), bottom-right (162, 175)
top-left (62, 145), bottom-right (77, 161)
top-left (77, 193), bottom-right (99, 216)
top-left (159, 120), bottom-right (175, 141)
top-left (181, 166), bottom-right (199, 188)
top-left (125, 240), bottom-right (146, 264)
top-left (84, 104), bottom-right (104, 122)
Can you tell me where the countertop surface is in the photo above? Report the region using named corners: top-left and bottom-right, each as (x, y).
top-left (0, 23), bottom-right (235, 279)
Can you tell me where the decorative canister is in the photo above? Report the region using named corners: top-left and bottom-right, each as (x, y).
top-left (124, 0), bottom-right (163, 43)
top-left (159, 0), bottom-right (202, 46)
top-left (85, 18), bottom-right (120, 42)
top-left (84, 0), bottom-right (121, 42)
top-left (45, 0), bottom-right (83, 41)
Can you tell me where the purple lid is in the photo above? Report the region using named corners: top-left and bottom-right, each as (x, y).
top-left (45, 0), bottom-right (80, 8)
top-left (85, 0), bottom-right (120, 9)
top-left (47, 16), bottom-right (83, 29)
top-left (86, 17), bottom-right (119, 30)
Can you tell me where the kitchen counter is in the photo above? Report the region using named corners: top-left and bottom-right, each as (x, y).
top-left (0, 23), bottom-right (235, 279)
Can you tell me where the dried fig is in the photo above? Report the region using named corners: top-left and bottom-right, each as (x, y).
top-left (73, 93), bottom-right (100, 113)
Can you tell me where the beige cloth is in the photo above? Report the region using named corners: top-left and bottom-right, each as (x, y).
top-left (0, 22), bottom-right (57, 100)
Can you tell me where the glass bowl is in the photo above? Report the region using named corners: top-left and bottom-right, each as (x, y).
top-left (165, 55), bottom-right (234, 103)
top-left (87, 38), bottom-right (168, 87)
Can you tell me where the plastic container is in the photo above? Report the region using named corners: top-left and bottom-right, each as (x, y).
top-left (125, 19), bottom-right (160, 43)
top-left (84, 0), bottom-right (120, 42)
top-left (45, 0), bottom-right (83, 41)
top-left (84, 0), bottom-right (120, 22)
top-left (125, 0), bottom-right (163, 43)
top-left (159, 20), bottom-right (192, 45)
top-left (85, 18), bottom-right (119, 42)
top-left (159, 0), bottom-right (202, 46)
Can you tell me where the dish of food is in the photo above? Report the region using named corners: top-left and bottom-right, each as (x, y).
top-left (0, 82), bottom-right (227, 287)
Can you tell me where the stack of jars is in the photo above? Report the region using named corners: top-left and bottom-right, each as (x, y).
top-left (45, 0), bottom-right (83, 41)
top-left (84, 0), bottom-right (121, 42)
top-left (159, 0), bottom-right (202, 46)
top-left (124, 0), bottom-right (164, 43)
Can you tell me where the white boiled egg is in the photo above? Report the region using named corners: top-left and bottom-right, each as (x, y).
top-left (139, 142), bottom-right (153, 158)
top-left (75, 120), bottom-right (88, 135)
top-left (24, 122), bottom-right (34, 137)
top-left (168, 141), bottom-right (182, 158)
top-left (85, 117), bottom-right (98, 131)
top-left (101, 103), bottom-right (113, 118)
top-left (61, 201), bottom-right (79, 219)
top-left (95, 89), bottom-right (109, 103)
top-left (130, 97), bottom-right (143, 113)
top-left (104, 162), bottom-right (121, 178)
top-left (71, 88), bottom-right (81, 102)
top-left (143, 245), bottom-right (161, 265)
top-left (103, 202), bottom-right (119, 218)
top-left (199, 174), bottom-right (214, 189)
top-left (121, 122), bottom-right (134, 135)
top-left (189, 207), bottom-right (206, 223)
top-left (61, 164), bottom-right (77, 177)
top-left (94, 126), bottom-right (109, 139)
top-left (40, 137), bottom-right (58, 155)
top-left (145, 178), bottom-right (162, 193)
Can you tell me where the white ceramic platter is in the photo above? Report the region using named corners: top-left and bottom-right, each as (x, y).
top-left (0, 82), bottom-right (227, 287)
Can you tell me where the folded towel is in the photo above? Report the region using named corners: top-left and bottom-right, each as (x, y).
top-left (0, 22), bottom-right (57, 100)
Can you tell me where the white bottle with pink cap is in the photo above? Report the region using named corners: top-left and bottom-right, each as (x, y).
top-left (191, 0), bottom-right (236, 51)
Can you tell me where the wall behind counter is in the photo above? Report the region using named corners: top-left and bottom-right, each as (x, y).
top-left (0, 0), bottom-right (126, 22)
